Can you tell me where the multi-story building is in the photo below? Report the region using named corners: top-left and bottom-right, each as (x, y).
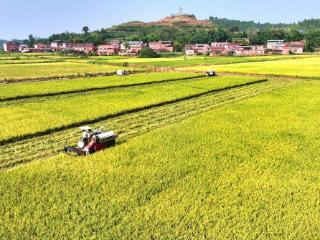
top-left (149, 41), bottom-right (174, 52)
top-left (120, 41), bottom-right (145, 55)
top-left (267, 40), bottom-right (285, 51)
top-left (97, 42), bottom-right (121, 55)
top-left (3, 41), bottom-right (19, 52)
top-left (50, 40), bottom-right (65, 49)
top-left (185, 44), bottom-right (210, 56)
top-left (284, 41), bottom-right (305, 54)
top-left (235, 45), bottom-right (265, 56)
top-left (210, 42), bottom-right (237, 56)
top-left (72, 43), bottom-right (96, 54)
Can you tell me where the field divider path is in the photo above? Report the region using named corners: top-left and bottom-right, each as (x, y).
top-left (0, 75), bottom-right (204, 103)
top-left (0, 79), bottom-right (296, 171)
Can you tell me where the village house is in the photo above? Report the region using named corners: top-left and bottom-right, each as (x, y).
top-left (3, 41), bottom-right (20, 52)
top-left (34, 43), bottom-right (51, 49)
top-left (50, 40), bottom-right (65, 49)
top-left (72, 43), bottom-right (96, 54)
top-left (185, 44), bottom-right (210, 56)
top-left (267, 40), bottom-right (304, 54)
top-left (283, 41), bottom-right (305, 54)
top-left (120, 41), bottom-right (145, 55)
top-left (97, 42), bottom-right (121, 55)
top-left (235, 45), bottom-right (265, 56)
top-left (210, 42), bottom-right (237, 56)
top-left (267, 40), bottom-right (285, 53)
top-left (62, 42), bottom-right (74, 49)
top-left (149, 41), bottom-right (174, 52)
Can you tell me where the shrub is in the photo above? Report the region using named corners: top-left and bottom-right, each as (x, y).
top-left (139, 48), bottom-right (159, 58)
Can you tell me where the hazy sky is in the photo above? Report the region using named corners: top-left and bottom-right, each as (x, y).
top-left (1, 0), bottom-right (319, 39)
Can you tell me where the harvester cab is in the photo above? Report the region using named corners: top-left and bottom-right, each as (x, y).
top-left (64, 126), bottom-right (117, 156)
top-left (206, 69), bottom-right (217, 77)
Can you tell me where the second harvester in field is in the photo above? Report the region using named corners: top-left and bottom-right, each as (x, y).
top-left (206, 69), bottom-right (217, 77)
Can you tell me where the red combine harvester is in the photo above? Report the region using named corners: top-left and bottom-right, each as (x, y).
top-left (64, 126), bottom-right (117, 156)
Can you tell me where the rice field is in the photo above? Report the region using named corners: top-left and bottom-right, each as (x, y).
top-left (0, 53), bottom-right (319, 239)
top-left (180, 56), bottom-right (320, 78)
top-left (0, 62), bottom-right (133, 81)
top-left (0, 75), bottom-right (260, 142)
top-left (0, 80), bottom-right (319, 239)
top-left (88, 54), bottom-right (313, 68)
top-left (0, 72), bottom-right (201, 100)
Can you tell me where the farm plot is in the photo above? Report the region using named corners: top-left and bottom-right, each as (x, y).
top-left (0, 79), bottom-right (293, 170)
top-left (181, 56), bottom-right (320, 78)
top-left (0, 76), bottom-right (262, 143)
top-left (0, 62), bottom-right (132, 81)
top-left (0, 80), bottom-right (319, 239)
top-left (0, 72), bottom-right (201, 101)
top-left (92, 55), bottom-right (313, 68)
top-left (0, 58), bottom-right (65, 65)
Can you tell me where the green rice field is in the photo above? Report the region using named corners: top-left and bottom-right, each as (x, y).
top-left (180, 56), bottom-right (320, 78)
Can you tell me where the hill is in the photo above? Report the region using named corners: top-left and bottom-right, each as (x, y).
top-left (123, 14), bottom-right (213, 27)
top-left (209, 17), bottom-right (320, 32)
top-left (46, 14), bottom-right (320, 51)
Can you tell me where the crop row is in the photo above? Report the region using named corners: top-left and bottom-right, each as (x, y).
top-left (0, 76), bottom-right (262, 143)
top-left (0, 79), bottom-right (296, 170)
top-left (0, 72), bottom-right (202, 101)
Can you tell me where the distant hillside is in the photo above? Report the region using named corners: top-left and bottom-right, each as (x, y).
top-left (123, 14), bottom-right (213, 27)
top-left (46, 14), bottom-right (320, 52)
top-left (108, 14), bottom-right (215, 39)
top-left (209, 17), bottom-right (291, 31)
top-left (209, 17), bottom-right (320, 32)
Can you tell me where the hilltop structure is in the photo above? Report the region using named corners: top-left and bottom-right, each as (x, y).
top-left (123, 11), bottom-right (213, 27)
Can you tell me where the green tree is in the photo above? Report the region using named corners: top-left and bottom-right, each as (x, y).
top-left (26, 34), bottom-right (36, 47)
top-left (139, 47), bottom-right (159, 58)
top-left (82, 26), bottom-right (90, 34)
top-left (305, 30), bottom-right (320, 52)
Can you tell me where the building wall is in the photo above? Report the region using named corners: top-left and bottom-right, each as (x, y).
top-left (3, 42), bottom-right (19, 52)
top-left (149, 41), bottom-right (173, 52)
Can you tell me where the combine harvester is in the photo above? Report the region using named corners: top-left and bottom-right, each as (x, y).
top-left (64, 126), bottom-right (117, 156)
top-left (206, 69), bottom-right (217, 77)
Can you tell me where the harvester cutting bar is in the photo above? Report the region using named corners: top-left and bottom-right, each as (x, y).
top-left (64, 146), bottom-right (86, 156)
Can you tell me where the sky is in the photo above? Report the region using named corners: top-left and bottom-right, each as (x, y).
top-left (1, 0), bottom-right (319, 40)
